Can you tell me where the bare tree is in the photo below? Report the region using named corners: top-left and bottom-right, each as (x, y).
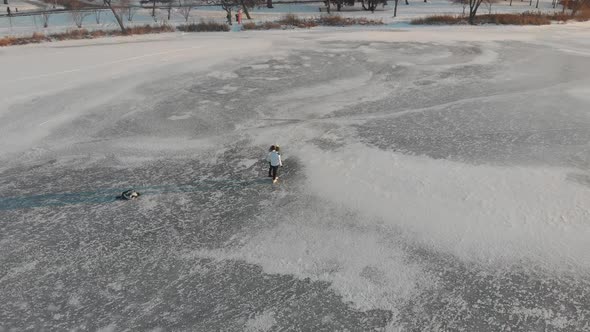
top-left (71, 12), bottom-right (89, 28)
top-left (454, 0), bottom-right (488, 23)
top-left (207, 0), bottom-right (263, 25)
top-left (127, 5), bottom-right (138, 21)
top-left (8, 14), bottom-right (13, 31)
top-left (467, 0), bottom-right (485, 24)
top-left (364, 0), bottom-right (387, 12)
top-left (93, 8), bottom-right (102, 24)
top-left (41, 7), bottom-right (52, 28)
top-left (240, 0), bottom-right (252, 19)
top-left (71, 11), bottom-right (89, 28)
top-left (178, 0), bottom-right (192, 22)
top-left (103, 0), bottom-right (126, 33)
top-left (69, 1), bottom-right (90, 28)
top-left (483, 0), bottom-right (499, 14)
top-left (367, 0), bottom-right (388, 13)
top-left (451, 0), bottom-right (469, 16)
top-left (320, 0), bottom-right (387, 14)
top-left (220, 0), bottom-right (236, 24)
top-left (358, 0), bottom-right (386, 11)
top-left (332, 0), bottom-right (345, 11)
top-left (166, 0), bottom-right (173, 20)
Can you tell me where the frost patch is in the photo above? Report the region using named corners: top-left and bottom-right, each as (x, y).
top-left (207, 71), bottom-right (239, 80)
top-left (68, 295), bottom-right (82, 307)
top-left (108, 282), bottom-right (122, 291)
top-left (237, 159), bottom-right (258, 169)
top-left (183, 217), bottom-right (429, 311)
top-left (5, 261), bottom-right (37, 279)
top-left (510, 307), bottom-right (571, 329)
top-left (299, 144), bottom-right (590, 269)
top-left (567, 87), bottom-right (590, 102)
top-left (395, 62), bottom-right (416, 67)
top-left (168, 112), bottom-right (193, 120)
top-left (250, 64), bottom-right (270, 70)
top-left (244, 310), bottom-right (276, 332)
top-left (97, 324), bottom-right (117, 332)
top-left (216, 85), bottom-right (239, 94)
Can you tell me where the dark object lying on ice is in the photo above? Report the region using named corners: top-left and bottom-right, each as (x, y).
top-left (118, 189), bottom-right (141, 200)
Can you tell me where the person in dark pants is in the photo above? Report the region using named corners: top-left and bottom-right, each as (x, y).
top-left (267, 145), bottom-right (275, 177)
top-left (266, 145), bottom-right (282, 183)
top-left (7, 7), bottom-right (11, 16)
top-left (267, 145), bottom-right (282, 177)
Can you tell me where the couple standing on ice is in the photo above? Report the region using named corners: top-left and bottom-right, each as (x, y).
top-left (267, 145), bottom-right (282, 183)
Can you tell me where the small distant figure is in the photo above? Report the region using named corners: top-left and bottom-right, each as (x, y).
top-left (226, 12), bottom-right (232, 25)
top-left (267, 145), bottom-right (275, 178)
top-left (266, 145), bottom-right (282, 183)
top-left (237, 8), bottom-right (242, 25)
top-left (6, 7), bottom-right (11, 16)
top-left (118, 189), bottom-right (141, 200)
top-left (267, 145), bottom-right (281, 177)
top-left (15, 7), bottom-right (17, 12)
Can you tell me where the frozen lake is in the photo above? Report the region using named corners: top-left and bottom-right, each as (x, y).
top-left (1, 24), bottom-right (590, 331)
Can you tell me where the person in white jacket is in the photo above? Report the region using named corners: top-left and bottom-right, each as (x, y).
top-left (266, 145), bottom-right (282, 182)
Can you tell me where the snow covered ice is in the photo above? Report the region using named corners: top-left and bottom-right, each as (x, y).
top-left (1, 22), bottom-right (590, 331)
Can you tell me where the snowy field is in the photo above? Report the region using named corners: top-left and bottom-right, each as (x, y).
top-left (1, 22), bottom-right (590, 331)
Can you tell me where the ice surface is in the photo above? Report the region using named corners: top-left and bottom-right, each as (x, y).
top-left (301, 144), bottom-right (590, 268)
top-left (1, 23), bottom-right (590, 331)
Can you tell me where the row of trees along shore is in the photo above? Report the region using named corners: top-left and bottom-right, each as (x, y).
top-left (30, 0), bottom-right (590, 32)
